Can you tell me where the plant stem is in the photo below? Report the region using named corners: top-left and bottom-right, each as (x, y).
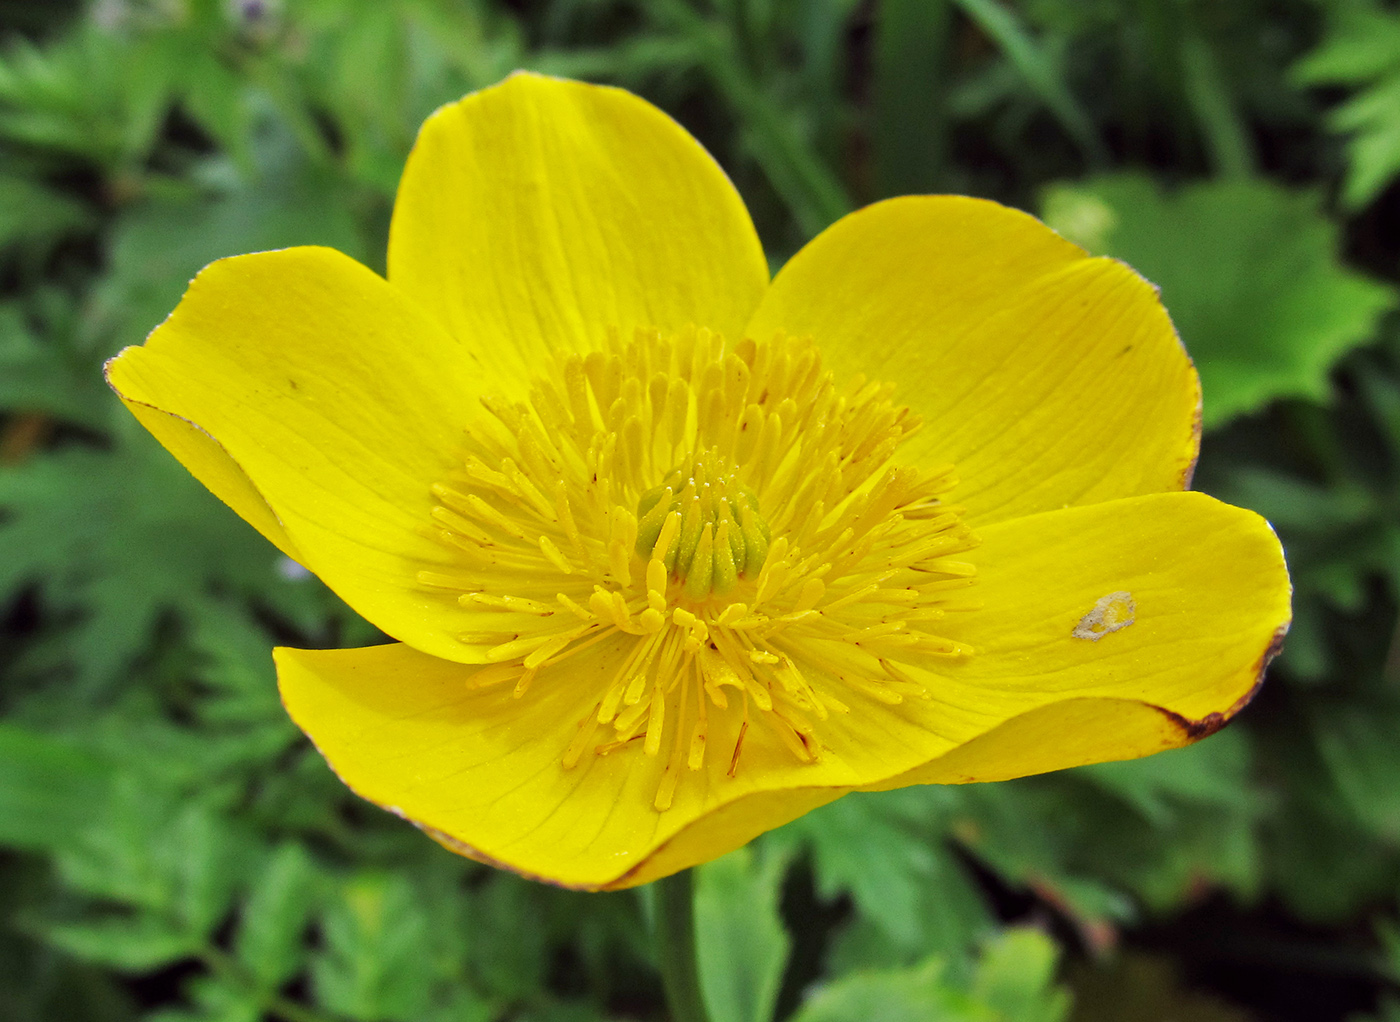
top-left (655, 869), bottom-right (711, 1022)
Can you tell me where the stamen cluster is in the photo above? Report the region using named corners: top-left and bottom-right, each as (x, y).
top-left (418, 327), bottom-right (980, 810)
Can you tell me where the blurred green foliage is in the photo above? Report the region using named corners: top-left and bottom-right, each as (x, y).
top-left (4, 0), bottom-right (1400, 1020)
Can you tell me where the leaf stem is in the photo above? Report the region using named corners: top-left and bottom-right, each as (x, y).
top-left (655, 869), bottom-right (711, 1022)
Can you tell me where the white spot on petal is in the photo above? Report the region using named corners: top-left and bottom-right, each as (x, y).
top-left (1073, 591), bottom-right (1135, 641)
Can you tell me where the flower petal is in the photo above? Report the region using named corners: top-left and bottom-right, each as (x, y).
top-left (114, 399), bottom-right (302, 561)
top-left (744, 196), bottom-right (1201, 527)
top-left (277, 637), bottom-right (862, 890)
top-left (106, 247), bottom-right (499, 663)
top-left (388, 72), bottom-right (769, 383)
top-left (862, 489), bottom-right (1290, 790)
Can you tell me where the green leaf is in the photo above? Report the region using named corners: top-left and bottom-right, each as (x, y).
top-left (0, 429), bottom-right (282, 686)
top-left (147, 974), bottom-right (263, 1022)
top-left (55, 779), bottom-right (246, 935)
top-left (0, 723), bottom-right (111, 852)
top-left (170, 808), bottom-right (245, 936)
top-left (419, 992), bottom-right (496, 1022)
top-left (773, 789), bottom-right (991, 959)
top-left (643, 0), bottom-right (852, 238)
top-left (1315, 703), bottom-right (1400, 843)
top-left (468, 874), bottom-right (548, 1001)
top-left (178, 51), bottom-right (256, 173)
top-left (0, 298), bottom-right (109, 426)
top-left (185, 601), bottom-right (288, 727)
top-left (0, 171), bottom-right (91, 252)
top-left (793, 930), bottom-right (1070, 1022)
top-left (789, 958), bottom-right (983, 1022)
top-left (312, 872), bottom-right (436, 1022)
top-left (1075, 728), bottom-right (1253, 828)
top-left (1294, 3), bottom-right (1400, 208)
top-left (0, 25), bottom-right (174, 171)
top-left (234, 842), bottom-right (320, 988)
top-left (1180, 32), bottom-right (1255, 179)
top-left (695, 846), bottom-right (791, 1022)
top-left (971, 929), bottom-right (1071, 1022)
top-left (1042, 175), bottom-right (1396, 428)
top-left (951, 0), bottom-right (1105, 166)
top-left (952, 783), bottom-right (1137, 929)
top-left (40, 916), bottom-right (199, 973)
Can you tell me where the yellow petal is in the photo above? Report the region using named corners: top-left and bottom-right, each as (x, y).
top-left (276, 637), bottom-right (866, 890)
top-left (115, 398), bottom-right (301, 561)
top-left (106, 247), bottom-right (498, 663)
top-left (861, 490), bottom-right (1290, 790)
top-left (604, 786), bottom-right (844, 889)
top-left (882, 697), bottom-right (1216, 788)
top-left (745, 196), bottom-right (1201, 527)
top-left (388, 72), bottom-right (768, 387)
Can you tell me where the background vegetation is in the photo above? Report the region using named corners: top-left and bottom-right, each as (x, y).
top-left (3, 0), bottom-right (1400, 1018)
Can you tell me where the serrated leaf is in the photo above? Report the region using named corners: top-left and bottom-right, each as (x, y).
top-left (971, 929), bottom-right (1071, 1022)
top-left (312, 872), bottom-right (436, 1022)
top-left (0, 428), bottom-right (281, 685)
top-left (56, 777), bottom-right (187, 911)
top-left (795, 931), bottom-right (1070, 1022)
top-left (772, 788), bottom-right (991, 957)
top-left (168, 807), bottom-right (244, 937)
top-left (1315, 703), bottom-right (1400, 842)
top-left (1294, 4), bottom-right (1400, 208)
top-left (1042, 175), bottom-right (1396, 427)
top-left (0, 723), bottom-right (112, 852)
top-left (56, 779), bottom-right (245, 938)
top-left (695, 846), bottom-right (791, 1022)
top-left (789, 958), bottom-right (984, 1022)
top-left (953, 783), bottom-right (1136, 932)
top-left (0, 25), bottom-right (173, 170)
top-left (468, 874), bottom-right (548, 1000)
top-left (0, 300), bottom-right (109, 425)
top-left (1075, 728), bottom-right (1253, 827)
top-left (0, 171), bottom-right (91, 252)
top-left (234, 842), bottom-right (319, 988)
top-left (147, 974), bottom-right (263, 1022)
top-left (186, 601), bottom-right (287, 726)
top-left (41, 915), bottom-right (198, 973)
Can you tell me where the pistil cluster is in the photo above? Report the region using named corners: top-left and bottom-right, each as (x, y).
top-left (419, 326), bottom-right (979, 810)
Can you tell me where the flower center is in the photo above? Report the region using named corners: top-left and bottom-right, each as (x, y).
top-left (635, 451), bottom-right (770, 599)
top-left (418, 327), bottom-right (979, 810)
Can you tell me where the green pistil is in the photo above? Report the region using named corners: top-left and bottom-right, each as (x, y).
top-left (635, 457), bottom-right (771, 597)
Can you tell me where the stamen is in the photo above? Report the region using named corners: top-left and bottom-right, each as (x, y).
top-left (422, 327), bottom-right (980, 811)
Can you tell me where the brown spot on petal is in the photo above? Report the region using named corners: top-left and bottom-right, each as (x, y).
top-left (1254, 622), bottom-right (1289, 682)
top-left (1150, 621), bottom-right (1288, 741)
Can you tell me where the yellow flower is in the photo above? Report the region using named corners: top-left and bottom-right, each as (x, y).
top-left (106, 73), bottom-right (1290, 891)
